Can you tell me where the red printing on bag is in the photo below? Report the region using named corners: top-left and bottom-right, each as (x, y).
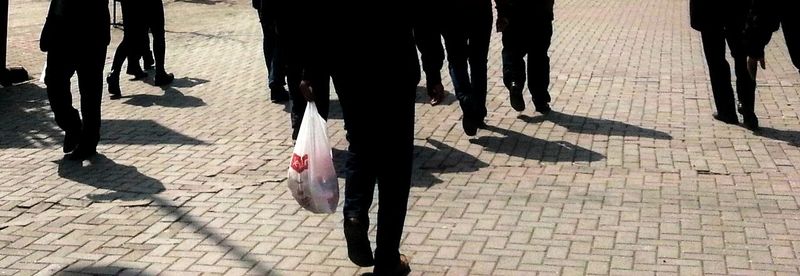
top-left (291, 154), bottom-right (309, 173)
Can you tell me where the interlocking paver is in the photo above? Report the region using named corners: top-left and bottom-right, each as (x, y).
top-left (3, 0), bottom-right (800, 274)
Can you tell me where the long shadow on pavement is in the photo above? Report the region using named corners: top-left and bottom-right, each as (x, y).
top-left (56, 265), bottom-right (155, 275)
top-left (755, 127), bottom-right (800, 147)
top-left (0, 83), bottom-right (62, 149)
top-left (471, 125), bottom-right (605, 163)
top-left (122, 87), bottom-right (206, 108)
top-left (331, 138), bottom-right (489, 188)
top-left (57, 154), bottom-right (275, 275)
top-left (520, 111), bottom-right (672, 140)
top-left (0, 83), bottom-right (207, 148)
top-left (57, 154), bottom-right (165, 202)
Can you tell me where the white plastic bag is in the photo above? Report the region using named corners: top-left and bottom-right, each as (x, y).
top-left (287, 102), bottom-right (339, 213)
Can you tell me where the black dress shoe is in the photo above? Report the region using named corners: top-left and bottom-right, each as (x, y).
top-left (743, 115), bottom-right (760, 131)
top-left (373, 254), bottom-right (410, 276)
top-left (534, 102), bottom-right (552, 115)
top-left (63, 130), bottom-right (80, 153)
top-left (462, 118), bottom-right (478, 136)
top-left (509, 89), bottom-right (525, 112)
top-left (154, 72), bottom-right (175, 86)
top-left (66, 145), bottom-right (97, 161)
top-left (712, 113), bottom-right (739, 125)
top-left (344, 217), bottom-right (375, 267)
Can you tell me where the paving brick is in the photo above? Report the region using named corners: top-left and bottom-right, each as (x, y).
top-left (3, 0), bottom-right (800, 275)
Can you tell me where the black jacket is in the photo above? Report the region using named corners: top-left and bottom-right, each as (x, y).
top-left (262, 1), bottom-right (418, 87)
top-left (40, 0), bottom-right (110, 52)
top-left (744, 0), bottom-right (797, 58)
top-left (689, 0), bottom-right (750, 32)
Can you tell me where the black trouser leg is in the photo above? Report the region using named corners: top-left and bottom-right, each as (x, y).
top-left (443, 29), bottom-right (475, 119)
top-left (700, 30), bottom-right (737, 117)
top-left (726, 29), bottom-right (756, 117)
top-left (372, 85), bottom-right (415, 272)
top-left (501, 26), bottom-right (527, 91)
top-left (44, 50), bottom-right (81, 134)
top-left (414, 23), bottom-right (444, 85)
top-left (528, 21), bottom-right (553, 105)
top-left (467, 12), bottom-right (492, 120)
top-left (149, 0), bottom-right (168, 74)
top-left (75, 48), bottom-right (107, 150)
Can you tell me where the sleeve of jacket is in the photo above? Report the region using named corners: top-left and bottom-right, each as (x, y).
top-left (745, 0), bottom-right (780, 58)
top-left (301, 1), bottom-right (332, 84)
top-left (495, 0), bottom-right (510, 18)
top-left (39, 0), bottom-right (65, 52)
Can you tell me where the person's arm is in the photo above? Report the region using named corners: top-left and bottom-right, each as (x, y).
top-left (40, 0), bottom-right (60, 52)
top-left (745, 0), bottom-right (780, 77)
top-left (746, 0), bottom-right (780, 59)
top-left (299, 1), bottom-right (332, 101)
top-left (495, 0), bottom-right (510, 32)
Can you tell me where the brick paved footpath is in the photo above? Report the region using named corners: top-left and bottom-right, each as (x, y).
top-left (2, 0), bottom-right (800, 275)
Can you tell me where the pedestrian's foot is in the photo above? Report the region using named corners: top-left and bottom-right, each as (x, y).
top-left (509, 90), bottom-right (525, 111)
top-left (372, 254), bottom-right (410, 276)
top-left (535, 102), bottom-right (552, 115)
top-left (743, 115), bottom-right (760, 131)
top-left (107, 74), bottom-right (122, 100)
top-left (344, 217), bottom-right (375, 267)
top-left (66, 145), bottom-right (97, 161)
top-left (476, 120), bottom-right (488, 129)
top-left (271, 88), bottom-right (291, 103)
top-left (143, 57), bottom-right (155, 71)
top-left (63, 130), bottom-right (80, 153)
top-left (428, 83), bottom-right (446, 106)
top-left (462, 118), bottom-right (478, 136)
top-left (154, 72), bottom-right (175, 86)
top-left (126, 68), bottom-right (148, 80)
top-left (712, 113), bottom-right (739, 125)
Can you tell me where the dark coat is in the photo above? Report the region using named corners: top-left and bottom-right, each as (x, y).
top-left (689, 0), bottom-right (750, 32)
top-left (40, 0), bottom-right (110, 52)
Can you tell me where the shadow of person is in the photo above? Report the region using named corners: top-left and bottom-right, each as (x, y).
top-left (415, 86), bottom-right (457, 106)
top-left (57, 154), bottom-right (165, 202)
top-left (123, 87), bottom-right (205, 108)
top-left (519, 111), bottom-right (672, 140)
top-left (332, 139), bottom-right (489, 188)
top-left (412, 138), bottom-right (490, 188)
top-left (0, 83), bottom-right (63, 149)
top-left (167, 77), bottom-right (210, 88)
top-left (174, 0), bottom-right (228, 5)
top-left (142, 76), bottom-right (209, 89)
top-left (754, 127), bottom-right (800, 147)
top-left (471, 125), bottom-right (605, 162)
top-left (56, 265), bottom-right (154, 276)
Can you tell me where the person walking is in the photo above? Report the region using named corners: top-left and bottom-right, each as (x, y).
top-left (300, 1), bottom-right (420, 274)
top-left (253, 0), bottom-right (290, 102)
top-left (442, 0), bottom-right (493, 136)
top-left (40, 0), bottom-right (111, 160)
top-left (498, 0), bottom-right (555, 115)
top-left (690, 0), bottom-right (759, 130)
